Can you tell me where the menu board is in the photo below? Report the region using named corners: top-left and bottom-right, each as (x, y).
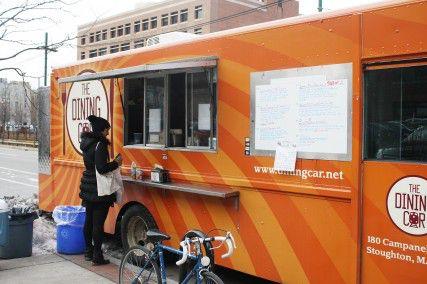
top-left (255, 84), bottom-right (296, 150)
top-left (254, 74), bottom-right (349, 156)
top-left (297, 79), bottom-right (348, 154)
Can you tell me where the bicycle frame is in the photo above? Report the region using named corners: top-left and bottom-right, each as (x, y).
top-left (138, 243), bottom-right (206, 284)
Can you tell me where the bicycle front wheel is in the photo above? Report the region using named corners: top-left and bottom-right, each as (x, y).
top-left (187, 271), bottom-right (224, 284)
top-left (119, 245), bottom-right (161, 284)
top-left (201, 271), bottom-right (224, 284)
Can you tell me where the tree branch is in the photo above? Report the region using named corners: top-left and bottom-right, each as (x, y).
top-left (0, 46), bottom-right (45, 61)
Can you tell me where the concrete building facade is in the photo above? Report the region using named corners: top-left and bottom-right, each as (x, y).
top-left (77, 0), bottom-right (299, 60)
top-left (0, 79), bottom-right (35, 128)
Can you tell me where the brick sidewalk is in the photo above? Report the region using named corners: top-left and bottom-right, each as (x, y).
top-left (59, 254), bottom-right (119, 283)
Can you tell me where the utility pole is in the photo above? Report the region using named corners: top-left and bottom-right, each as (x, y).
top-left (318, 0), bottom-right (323, 12)
top-left (43, 32), bottom-right (58, 87)
top-left (44, 32), bottom-right (48, 86)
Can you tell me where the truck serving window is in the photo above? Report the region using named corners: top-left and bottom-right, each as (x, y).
top-left (124, 68), bottom-right (217, 151)
top-left (364, 65), bottom-right (427, 162)
top-left (124, 78), bottom-right (144, 145)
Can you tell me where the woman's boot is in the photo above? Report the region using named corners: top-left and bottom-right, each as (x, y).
top-left (92, 250), bottom-right (110, 266)
top-left (84, 245), bottom-right (93, 261)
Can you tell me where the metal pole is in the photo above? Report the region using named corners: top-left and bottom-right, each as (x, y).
top-left (318, 0), bottom-right (323, 12)
top-left (44, 32), bottom-right (48, 86)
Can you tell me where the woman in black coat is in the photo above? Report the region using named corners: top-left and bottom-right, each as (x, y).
top-left (79, 115), bottom-right (122, 265)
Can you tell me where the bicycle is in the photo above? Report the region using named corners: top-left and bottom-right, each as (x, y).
top-left (119, 229), bottom-right (236, 284)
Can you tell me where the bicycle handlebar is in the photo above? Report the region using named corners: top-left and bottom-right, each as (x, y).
top-left (211, 232), bottom-right (236, 259)
top-left (176, 239), bottom-right (190, 265)
top-left (176, 232), bottom-right (236, 266)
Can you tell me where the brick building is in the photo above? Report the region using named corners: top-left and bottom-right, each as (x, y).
top-left (77, 0), bottom-right (299, 60)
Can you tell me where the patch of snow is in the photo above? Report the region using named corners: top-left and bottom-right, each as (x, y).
top-left (33, 216), bottom-right (57, 255)
top-left (2, 194), bottom-right (38, 212)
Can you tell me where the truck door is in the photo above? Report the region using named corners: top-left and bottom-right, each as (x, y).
top-left (361, 62), bottom-right (427, 283)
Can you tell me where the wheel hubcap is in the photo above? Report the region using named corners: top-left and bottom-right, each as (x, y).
top-left (127, 216), bottom-right (148, 247)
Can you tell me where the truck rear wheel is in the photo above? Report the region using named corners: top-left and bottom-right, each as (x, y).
top-left (120, 205), bottom-right (158, 250)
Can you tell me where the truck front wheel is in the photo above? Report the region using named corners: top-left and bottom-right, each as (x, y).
top-left (120, 205), bottom-right (158, 250)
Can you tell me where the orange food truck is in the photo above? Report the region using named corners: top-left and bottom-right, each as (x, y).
top-left (38, 0), bottom-right (427, 282)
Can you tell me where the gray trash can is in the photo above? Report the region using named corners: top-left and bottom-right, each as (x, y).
top-left (0, 211), bottom-right (38, 259)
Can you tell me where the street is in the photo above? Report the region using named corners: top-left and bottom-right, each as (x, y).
top-left (0, 145), bottom-right (38, 198)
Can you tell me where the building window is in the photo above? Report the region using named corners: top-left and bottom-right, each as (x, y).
top-left (180, 9), bottom-right (188, 22)
top-left (89, 49), bottom-right (97, 58)
top-left (134, 21), bottom-right (141, 33)
top-left (194, 28), bottom-right (202, 34)
top-left (150, 17), bottom-right (157, 29)
top-left (161, 14), bottom-right (168, 26)
top-left (89, 33), bottom-right (94, 43)
top-left (80, 37), bottom-right (86, 45)
top-left (110, 45), bottom-right (119, 53)
top-left (364, 65), bottom-right (427, 161)
top-left (195, 5), bottom-right (203, 19)
top-left (121, 42), bottom-right (130, 51)
top-left (142, 19), bottom-right (149, 31)
top-left (124, 69), bottom-right (217, 149)
top-left (125, 23), bottom-right (131, 35)
top-left (170, 11), bottom-right (178, 24)
top-left (117, 25), bottom-right (124, 36)
top-left (134, 39), bottom-right (145, 48)
top-left (110, 27), bottom-right (116, 38)
top-left (98, 47), bottom-right (107, 56)
top-left (95, 31), bottom-right (101, 42)
top-left (80, 52), bottom-right (85, 60)
top-left (102, 29), bottom-right (107, 40)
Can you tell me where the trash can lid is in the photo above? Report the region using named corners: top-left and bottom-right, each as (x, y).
top-left (0, 199), bottom-right (8, 212)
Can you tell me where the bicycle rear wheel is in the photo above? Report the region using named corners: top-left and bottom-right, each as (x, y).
top-left (119, 245), bottom-right (161, 284)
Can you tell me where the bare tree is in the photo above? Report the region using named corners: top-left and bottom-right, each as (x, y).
top-left (0, 85), bottom-right (11, 133)
top-left (0, 0), bottom-right (75, 62)
top-left (0, 0), bottom-right (80, 134)
top-left (30, 90), bottom-right (38, 127)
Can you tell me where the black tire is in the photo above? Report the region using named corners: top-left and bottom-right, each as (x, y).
top-left (178, 230), bottom-right (215, 282)
top-left (185, 271), bottom-right (224, 284)
top-left (201, 271), bottom-right (224, 284)
top-left (119, 245), bottom-right (161, 284)
top-left (121, 205), bottom-right (158, 250)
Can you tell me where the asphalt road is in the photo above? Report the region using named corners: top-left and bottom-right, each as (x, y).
top-left (0, 145), bottom-right (38, 198)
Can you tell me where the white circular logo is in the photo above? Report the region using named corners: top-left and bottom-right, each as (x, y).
top-left (387, 176), bottom-right (427, 236)
top-left (66, 77), bottom-right (109, 155)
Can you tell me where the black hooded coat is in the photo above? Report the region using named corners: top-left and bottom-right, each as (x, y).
top-left (79, 132), bottom-right (118, 205)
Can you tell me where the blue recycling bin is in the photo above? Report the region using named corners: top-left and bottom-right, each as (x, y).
top-left (53, 206), bottom-right (86, 254)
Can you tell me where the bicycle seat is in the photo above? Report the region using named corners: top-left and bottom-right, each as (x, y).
top-left (146, 230), bottom-right (171, 242)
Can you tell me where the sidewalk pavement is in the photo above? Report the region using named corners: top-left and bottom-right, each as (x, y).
top-left (0, 252), bottom-right (182, 284)
top-left (0, 254), bottom-right (115, 284)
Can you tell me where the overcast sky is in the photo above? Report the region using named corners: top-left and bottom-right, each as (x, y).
top-left (1, 0), bottom-right (381, 88)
